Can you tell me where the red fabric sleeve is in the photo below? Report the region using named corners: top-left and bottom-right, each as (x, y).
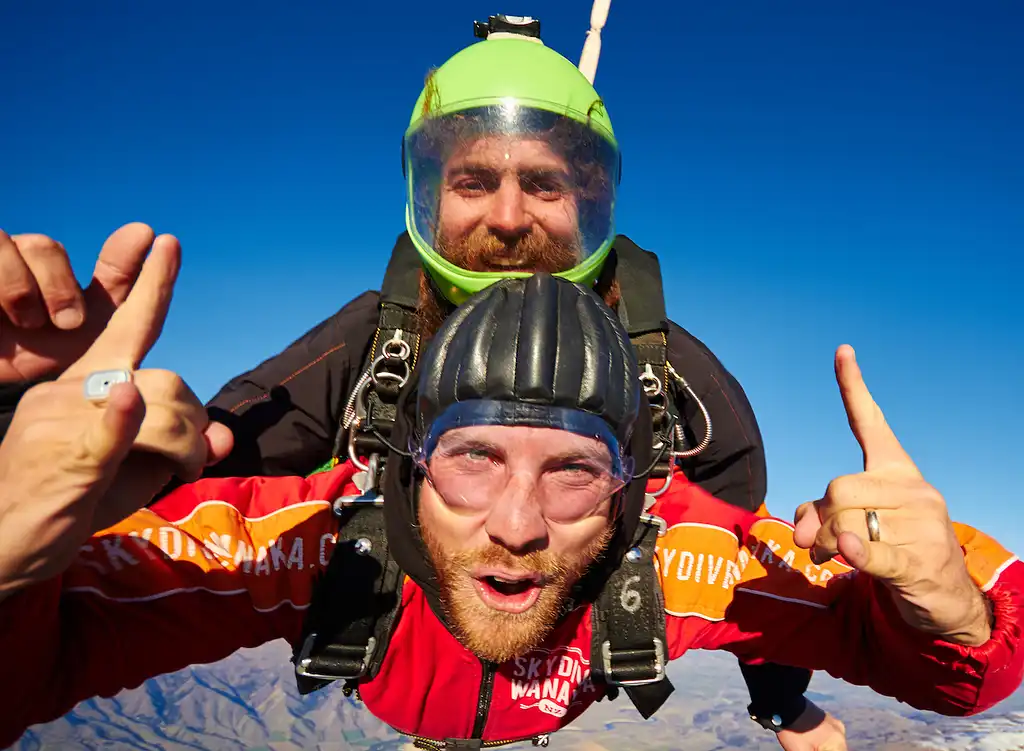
top-left (655, 492), bottom-right (1023, 716)
top-left (0, 464), bottom-right (358, 748)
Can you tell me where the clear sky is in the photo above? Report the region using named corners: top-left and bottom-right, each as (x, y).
top-left (2, 1), bottom-right (1021, 550)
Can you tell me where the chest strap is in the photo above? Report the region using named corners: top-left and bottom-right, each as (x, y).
top-left (293, 498), bottom-right (404, 695)
top-left (589, 513), bottom-right (674, 719)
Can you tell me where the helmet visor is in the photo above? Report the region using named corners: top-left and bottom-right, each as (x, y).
top-left (404, 100), bottom-right (620, 283)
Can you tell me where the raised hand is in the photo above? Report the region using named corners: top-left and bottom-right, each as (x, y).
top-left (792, 345), bottom-right (992, 646)
top-left (0, 235), bottom-right (232, 601)
top-left (0, 223), bottom-right (155, 383)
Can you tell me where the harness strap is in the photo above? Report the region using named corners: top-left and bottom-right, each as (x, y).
top-left (350, 306), bottom-right (419, 463)
top-left (338, 234), bottom-right (423, 468)
top-left (608, 237), bottom-right (680, 486)
top-left (610, 235), bottom-right (669, 337)
top-left (589, 513), bottom-right (674, 719)
top-left (293, 502), bottom-right (404, 694)
top-left (630, 329), bottom-right (678, 483)
top-left (380, 233), bottom-right (423, 310)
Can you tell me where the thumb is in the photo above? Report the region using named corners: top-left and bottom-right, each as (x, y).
top-left (202, 421), bottom-right (234, 466)
top-left (78, 382), bottom-right (146, 471)
top-left (792, 501), bottom-right (822, 549)
top-left (836, 531), bottom-right (903, 581)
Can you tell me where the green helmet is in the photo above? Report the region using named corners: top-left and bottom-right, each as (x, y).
top-left (403, 17), bottom-right (621, 305)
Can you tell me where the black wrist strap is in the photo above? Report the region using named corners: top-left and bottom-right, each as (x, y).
top-left (740, 659), bottom-right (810, 731)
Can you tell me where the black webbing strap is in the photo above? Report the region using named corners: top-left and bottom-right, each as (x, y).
top-left (344, 234), bottom-right (423, 464)
top-left (611, 235), bottom-right (669, 338)
top-left (380, 233), bottom-right (424, 310)
top-left (609, 236), bottom-right (678, 483)
top-left (630, 329), bottom-right (677, 482)
top-left (351, 303), bottom-right (420, 461)
top-left (589, 515), bottom-right (674, 719)
top-left (293, 503), bottom-right (404, 694)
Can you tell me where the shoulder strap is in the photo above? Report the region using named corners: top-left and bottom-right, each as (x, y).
top-left (293, 497), bottom-right (404, 695)
top-left (334, 233), bottom-right (422, 471)
top-left (301, 234), bottom-right (421, 694)
top-left (589, 513), bottom-right (674, 719)
top-left (379, 232), bottom-right (424, 310)
top-left (610, 235), bottom-right (669, 337)
top-left (607, 237), bottom-right (679, 489)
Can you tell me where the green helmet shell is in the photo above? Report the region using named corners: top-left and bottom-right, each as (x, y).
top-left (403, 35), bottom-right (620, 305)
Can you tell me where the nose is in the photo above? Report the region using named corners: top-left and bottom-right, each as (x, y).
top-left (484, 472), bottom-right (548, 555)
top-left (485, 176), bottom-right (532, 244)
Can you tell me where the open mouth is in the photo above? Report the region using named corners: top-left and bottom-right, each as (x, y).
top-left (472, 570), bottom-right (545, 614)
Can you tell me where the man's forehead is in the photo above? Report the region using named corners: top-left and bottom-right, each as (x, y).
top-left (444, 135), bottom-right (570, 173)
top-left (437, 424), bottom-right (611, 459)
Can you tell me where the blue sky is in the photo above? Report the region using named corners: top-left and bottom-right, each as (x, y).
top-left (2, 1), bottom-right (1021, 550)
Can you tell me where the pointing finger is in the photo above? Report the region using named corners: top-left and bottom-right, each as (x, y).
top-left (64, 235), bottom-right (181, 377)
top-left (86, 222), bottom-right (155, 307)
top-left (834, 345), bottom-right (920, 476)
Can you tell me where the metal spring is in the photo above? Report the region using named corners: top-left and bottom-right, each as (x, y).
top-left (342, 369), bottom-right (373, 430)
top-left (666, 361), bottom-right (713, 458)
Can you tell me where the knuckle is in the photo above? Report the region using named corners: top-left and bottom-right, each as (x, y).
top-left (136, 369), bottom-right (181, 403)
top-left (65, 436), bottom-right (95, 468)
top-left (19, 381), bottom-right (78, 417)
top-left (161, 410), bottom-right (192, 442)
top-left (825, 474), bottom-right (861, 505)
top-left (137, 406), bottom-right (189, 448)
top-left (11, 234), bottom-right (57, 252)
top-left (41, 287), bottom-right (82, 310)
top-left (21, 381), bottom-right (57, 407)
top-left (0, 280), bottom-right (38, 305)
top-left (918, 484), bottom-right (946, 511)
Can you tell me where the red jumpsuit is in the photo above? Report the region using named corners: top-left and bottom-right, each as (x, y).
top-left (1, 461), bottom-right (1021, 748)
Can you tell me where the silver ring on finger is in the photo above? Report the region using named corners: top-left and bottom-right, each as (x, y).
top-left (83, 369), bottom-right (134, 403)
top-left (865, 509), bottom-right (881, 543)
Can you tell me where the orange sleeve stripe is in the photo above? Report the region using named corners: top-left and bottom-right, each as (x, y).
top-left (66, 501), bottom-right (337, 612)
top-left (656, 517), bottom-right (855, 621)
top-left (952, 522), bottom-right (1020, 593)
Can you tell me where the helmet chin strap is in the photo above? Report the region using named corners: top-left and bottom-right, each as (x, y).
top-left (578, 0), bottom-right (611, 84)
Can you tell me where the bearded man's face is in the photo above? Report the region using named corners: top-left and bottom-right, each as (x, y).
top-left (435, 136), bottom-right (583, 277)
top-left (416, 424), bottom-right (617, 663)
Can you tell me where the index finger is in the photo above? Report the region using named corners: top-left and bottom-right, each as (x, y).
top-left (63, 235), bottom-right (181, 377)
top-left (834, 344), bottom-right (920, 476)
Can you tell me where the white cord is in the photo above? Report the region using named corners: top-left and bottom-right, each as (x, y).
top-left (578, 0), bottom-right (611, 84)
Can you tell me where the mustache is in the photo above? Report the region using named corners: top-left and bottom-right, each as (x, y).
top-left (447, 542), bottom-right (573, 580)
top-left (440, 522), bottom-right (614, 584)
top-left (437, 229), bottom-right (582, 274)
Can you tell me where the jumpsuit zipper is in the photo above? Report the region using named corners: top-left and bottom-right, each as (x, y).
top-left (472, 660), bottom-right (497, 738)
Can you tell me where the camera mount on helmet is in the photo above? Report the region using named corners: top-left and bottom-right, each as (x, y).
top-left (472, 14), bottom-right (542, 41)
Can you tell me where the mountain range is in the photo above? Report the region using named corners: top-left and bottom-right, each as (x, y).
top-left (9, 641), bottom-right (1024, 750)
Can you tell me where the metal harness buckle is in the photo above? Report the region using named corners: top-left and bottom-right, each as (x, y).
top-left (600, 637), bottom-right (666, 687)
top-left (295, 632), bottom-right (378, 681)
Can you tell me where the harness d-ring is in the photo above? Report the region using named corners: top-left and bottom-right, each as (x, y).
top-left (647, 468), bottom-right (673, 498)
top-left (348, 420), bottom-right (369, 472)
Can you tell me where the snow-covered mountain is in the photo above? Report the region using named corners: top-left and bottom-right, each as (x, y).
top-left (8, 642), bottom-right (1024, 750)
